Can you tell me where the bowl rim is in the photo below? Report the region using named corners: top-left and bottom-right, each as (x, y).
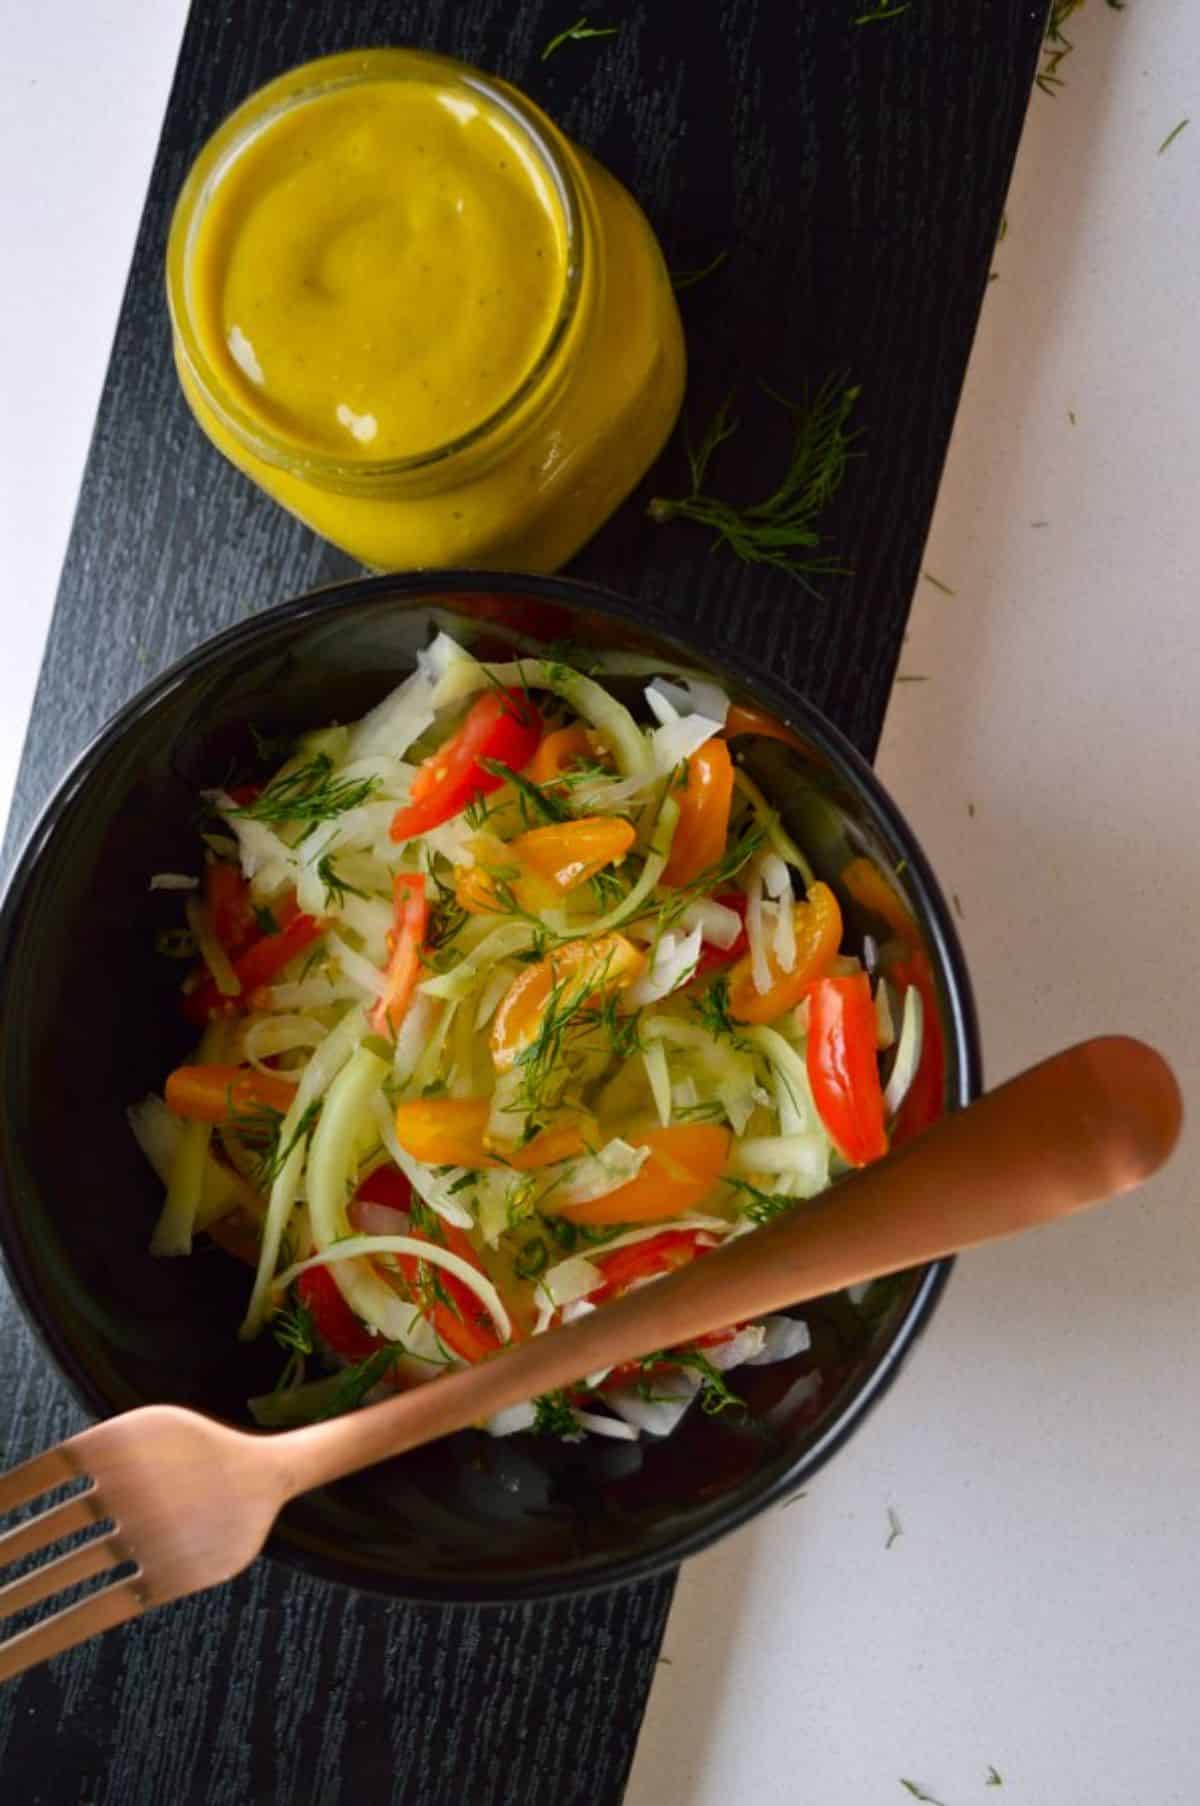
top-left (0, 569), bottom-right (981, 1605)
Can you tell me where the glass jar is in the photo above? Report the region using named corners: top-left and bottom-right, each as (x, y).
top-left (166, 48), bottom-right (686, 572)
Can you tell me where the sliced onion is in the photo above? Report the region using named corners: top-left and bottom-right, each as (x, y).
top-left (541, 1255), bottom-right (603, 1308)
top-left (186, 895), bottom-right (241, 998)
top-left (875, 979), bottom-right (896, 1050)
top-left (704, 1324), bottom-right (766, 1370)
top-left (573, 1410), bottom-right (639, 1441)
top-left (745, 1315), bottom-right (813, 1365)
top-left (679, 897), bottom-right (743, 950)
top-left (883, 982), bottom-right (925, 1116)
top-left (258, 978), bottom-right (360, 1012)
top-left (648, 713), bottom-right (723, 778)
top-left (643, 1039), bottom-right (672, 1127)
top-left (744, 864), bottom-right (773, 996)
top-left (241, 1014), bottom-right (326, 1076)
top-left (346, 664), bottom-right (438, 762)
top-left (626, 925), bottom-right (702, 1007)
top-left (606, 1371), bottom-right (701, 1437)
top-left (643, 683), bottom-right (680, 726)
top-left (149, 872), bottom-right (198, 891)
top-left (648, 676), bottom-right (729, 725)
top-left (553, 1139), bottom-right (649, 1205)
top-left (327, 931), bottom-right (387, 1001)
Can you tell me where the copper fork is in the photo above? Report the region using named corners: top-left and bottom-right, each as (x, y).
top-left (0, 1036), bottom-right (1181, 1684)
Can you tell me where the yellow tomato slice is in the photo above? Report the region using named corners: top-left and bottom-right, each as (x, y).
top-left (490, 933), bottom-right (646, 1071)
top-left (554, 1125), bottom-right (731, 1225)
top-left (393, 1096), bottom-right (593, 1170)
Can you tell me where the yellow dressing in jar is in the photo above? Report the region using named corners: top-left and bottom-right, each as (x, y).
top-left (167, 50), bottom-right (686, 571)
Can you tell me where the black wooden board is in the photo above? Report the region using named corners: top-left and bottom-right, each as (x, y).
top-left (0, 3), bottom-right (1046, 1801)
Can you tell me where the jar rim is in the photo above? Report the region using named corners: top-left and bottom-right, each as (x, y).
top-left (165, 48), bottom-right (585, 487)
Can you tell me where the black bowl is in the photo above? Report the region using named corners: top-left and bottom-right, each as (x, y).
top-left (0, 573), bottom-right (979, 1603)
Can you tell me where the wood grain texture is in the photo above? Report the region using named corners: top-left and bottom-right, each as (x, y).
top-left (0, 0), bottom-right (1046, 1799)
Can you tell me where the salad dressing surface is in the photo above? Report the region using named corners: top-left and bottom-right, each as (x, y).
top-left (191, 79), bottom-right (567, 461)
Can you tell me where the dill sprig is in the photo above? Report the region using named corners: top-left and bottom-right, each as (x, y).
top-left (638, 1348), bottom-right (744, 1416)
top-left (317, 853), bottom-right (370, 908)
top-left (899, 1784), bottom-right (945, 1806)
top-left (271, 1294), bottom-right (314, 1392)
top-left (512, 966), bottom-right (605, 1114)
top-left (532, 1390), bottom-right (581, 1436)
top-left (514, 1237), bottom-right (549, 1280)
top-left (728, 1176), bottom-right (797, 1226)
top-left (478, 758), bottom-right (571, 825)
top-left (233, 1098), bottom-right (321, 1191)
top-left (648, 379), bottom-right (860, 594)
top-left (655, 822), bottom-right (764, 935)
top-left (671, 248), bottom-right (729, 293)
top-left (853, 0), bottom-right (909, 22)
top-left (1159, 118), bottom-right (1190, 155)
top-left (691, 974), bottom-right (746, 1047)
top-left (228, 755), bottom-right (379, 842)
top-left (540, 15), bottom-right (618, 61)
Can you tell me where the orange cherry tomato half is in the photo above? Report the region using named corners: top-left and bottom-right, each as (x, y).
top-left (490, 933), bottom-right (645, 1072)
top-left (554, 1124), bottom-right (731, 1226)
top-left (727, 881), bottom-right (843, 1024)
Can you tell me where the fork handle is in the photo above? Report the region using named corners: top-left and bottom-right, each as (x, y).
top-left (273, 1037), bottom-right (1180, 1498)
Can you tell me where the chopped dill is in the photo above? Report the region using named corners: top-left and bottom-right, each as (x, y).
top-left (674, 1100), bottom-right (727, 1124)
top-left (540, 15), bottom-right (619, 61)
top-left (589, 866), bottom-right (630, 911)
top-left (885, 1506), bottom-right (903, 1548)
top-left (648, 378), bottom-right (860, 593)
top-left (271, 1294), bottom-right (313, 1392)
top-left (986, 1768), bottom-right (1003, 1788)
top-left (272, 1295), bottom-right (314, 1358)
top-left (316, 854), bottom-right (370, 908)
top-left (297, 942), bottom-right (327, 982)
top-left (478, 758), bottom-right (571, 825)
top-left (656, 822), bottom-right (764, 934)
top-left (899, 1784), bottom-right (945, 1806)
top-left (1158, 117), bottom-right (1190, 155)
top-left (639, 1348), bottom-right (743, 1416)
top-left (464, 793), bottom-right (499, 830)
top-left (228, 755), bottom-right (379, 841)
top-left (240, 1098), bottom-right (321, 1190)
top-left (729, 1176), bottom-right (796, 1225)
top-left (691, 974), bottom-right (746, 1046)
top-left (1038, 0), bottom-right (1124, 96)
top-left (253, 904), bottom-right (280, 937)
top-left (671, 248), bottom-right (729, 292)
top-left (854, 0), bottom-right (909, 21)
top-left (512, 953), bottom-right (622, 1113)
top-left (597, 990), bottom-right (642, 1059)
top-left (921, 571), bottom-right (956, 596)
top-left (514, 1237), bottom-right (549, 1280)
top-left (532, 1390), bottom-right (581, 1436)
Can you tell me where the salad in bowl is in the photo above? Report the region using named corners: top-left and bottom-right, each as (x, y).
top-left (133, 631), bottom-right (930, 1446)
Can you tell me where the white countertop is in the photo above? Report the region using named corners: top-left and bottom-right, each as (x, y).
top-left (2, 6), bottom-right (1197, 1802)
